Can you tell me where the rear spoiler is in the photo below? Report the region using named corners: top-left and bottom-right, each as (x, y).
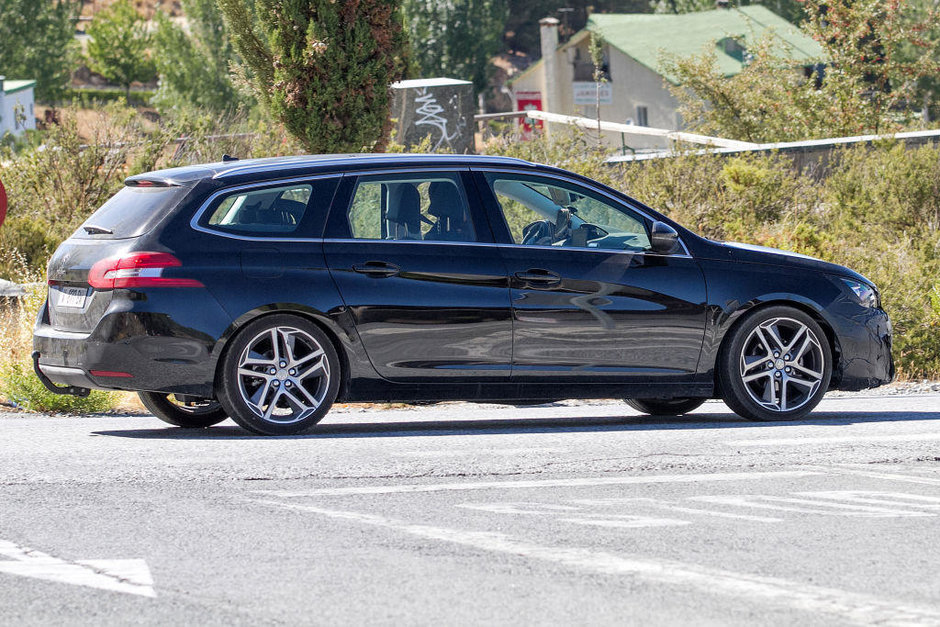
top-left (123, 178), bottom-right (181, 187)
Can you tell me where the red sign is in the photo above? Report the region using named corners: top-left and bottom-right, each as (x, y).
top-left (515, 90), bottom-right (543, 133)
top-left (0, 178), bottom-right (6, 229)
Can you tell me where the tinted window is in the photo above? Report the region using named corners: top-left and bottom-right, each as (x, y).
top-left (485, 173), bottom-right (651, 251)
top-left (74, 185), bottom-right (187, 239)
top-left (348, 173), bottom-right (477, 242)
top-left (205, 184), bottom-right (312, 235)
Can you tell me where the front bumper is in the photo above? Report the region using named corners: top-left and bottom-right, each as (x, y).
top-left (830, 306), bottom-right (894, 391)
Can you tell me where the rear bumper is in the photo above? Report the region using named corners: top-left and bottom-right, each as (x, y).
top-left (831, 306), bottom-right (894, 391)
top-left (32, 298), bottom-right (225, 397)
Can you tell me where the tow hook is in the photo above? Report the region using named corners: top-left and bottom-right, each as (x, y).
top-left (31, 351), bottom-right (90, 397)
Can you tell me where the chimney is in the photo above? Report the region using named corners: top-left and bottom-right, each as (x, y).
top-left (539, 17), bottom-right (560, 129)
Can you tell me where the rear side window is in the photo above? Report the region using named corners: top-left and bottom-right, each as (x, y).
top-left (198, 178), bottom-right (339, 238)
top-left (74, 185), bottom-right (187, 239)
top-left (347, 173), bottom-right (477, 242)
top-left (206, 184), bottom-right (311, 234)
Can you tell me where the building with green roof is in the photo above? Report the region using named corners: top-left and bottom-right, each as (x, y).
top-left (0, 76), bottom-right (37, 137)
top-left (510, 5), bottom-right (823, 150)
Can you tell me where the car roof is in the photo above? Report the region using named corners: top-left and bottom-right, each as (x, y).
top-left (125, 153), bottom-right (538, 186)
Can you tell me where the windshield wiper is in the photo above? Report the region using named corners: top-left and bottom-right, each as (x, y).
top-left (82, 225), bottom-right (113, 235)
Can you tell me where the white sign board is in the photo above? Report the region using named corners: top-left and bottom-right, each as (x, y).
top-left (573, 82), bottom-right (612, 105)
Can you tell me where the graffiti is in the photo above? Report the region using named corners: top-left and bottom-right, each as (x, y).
top-left (413, 87), bottom-right (465, 151)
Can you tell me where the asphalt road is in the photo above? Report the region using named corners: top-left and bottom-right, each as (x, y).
top-left (1, 393), bottom-right (939, 626)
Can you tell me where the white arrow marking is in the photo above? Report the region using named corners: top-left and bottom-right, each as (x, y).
top-left (0, 540), bottom-right (155, 597)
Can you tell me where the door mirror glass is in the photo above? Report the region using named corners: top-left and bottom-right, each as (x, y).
top-left (650, 221), bottom-right (680, 254)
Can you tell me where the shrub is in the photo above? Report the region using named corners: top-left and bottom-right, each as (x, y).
top-left (0, 261), bottom-right (117, 413)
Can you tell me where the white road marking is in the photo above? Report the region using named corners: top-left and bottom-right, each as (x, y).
top-left (258, 470), bottom-right (821, 497)
top-left (571, 498), bottom-right (784, 522)
top-left (456, 502), bottom-right (581, 515)
top-left (0, 540), bottom-right (155, 598)
top-left (252, 499), bottom-right (940, 626)
top-left (794, 491), bottom-right (940, 511)
top-left (393, 447), bottom-right (566, 458)
top-left (729, 433), bottom-right (940, 446)
top-left (810, 466), bottom-right (940, 486)
top-left (560, 516), bottom-right (691, 529)
top-left (691, 495), bottom-right (933, 517)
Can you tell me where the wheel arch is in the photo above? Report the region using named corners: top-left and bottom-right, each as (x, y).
top-left (713, 298), bottom-right (842, 392)
top-left (210, 305), bottom-right (354, 402)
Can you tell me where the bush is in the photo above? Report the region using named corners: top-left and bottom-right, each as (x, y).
top-left (0, 361), bottom-right (117, 413)
top-left (0, 103), bottom-right (304, 279)
top-left (0, 265), bottom-right (118, 413)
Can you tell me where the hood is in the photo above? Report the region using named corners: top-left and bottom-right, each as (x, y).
top-left (704, 240), bottom-right (873, 285)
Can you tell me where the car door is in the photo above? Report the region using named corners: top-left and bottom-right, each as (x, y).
top-left (322, 169), bottom-right (512, 382)
top-left (473, 169), bottom-right (707, 383)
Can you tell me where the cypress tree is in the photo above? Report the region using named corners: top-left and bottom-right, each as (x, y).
top-left (217, 0), bottom-right (409, 153)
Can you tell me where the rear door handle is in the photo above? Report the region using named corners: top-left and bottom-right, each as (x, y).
top-left (514, 269), bottom-right (561, 286)
top-left (352, 261), bottom-right (400, 278)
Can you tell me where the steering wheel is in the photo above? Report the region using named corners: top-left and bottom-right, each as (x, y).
top-left (521, 220), bottom-right (555, 246)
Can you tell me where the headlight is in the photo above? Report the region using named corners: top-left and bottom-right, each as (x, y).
top-left (841, 278), bottom-right (880, 309)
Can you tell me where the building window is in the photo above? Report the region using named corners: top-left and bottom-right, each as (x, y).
top-left (635, 106), bottom-right (649, 127)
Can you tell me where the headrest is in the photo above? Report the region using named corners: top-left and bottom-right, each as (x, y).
top-left (428, 182), bottom-right (463, 219)
top-left (385, 183), bottom-right (421, 229)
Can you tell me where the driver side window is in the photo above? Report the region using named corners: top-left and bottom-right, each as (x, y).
top-left (484, 173), bottom-right (651, 251)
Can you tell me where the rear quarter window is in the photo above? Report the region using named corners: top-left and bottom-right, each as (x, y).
top-left (74, 185), bottom-right (188, 239)
top-left (197, 178), bottom-right (339, 238)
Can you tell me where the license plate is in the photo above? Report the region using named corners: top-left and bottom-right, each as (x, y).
top-left (57, 286), bottom-right (87, 309)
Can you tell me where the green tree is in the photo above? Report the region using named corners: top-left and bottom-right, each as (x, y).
top-left (152, 0), bottom-right (252, 113)
top-left (0, 0), bottom-right (78, 102)
top-left (661, 0), bottom-right (940, 142)
top-left (86, 0), bottom-right (157, 96)
top-left (217, 0), bottom-right (409, 153)
top-left (402, 0), bottom-right (508, 92)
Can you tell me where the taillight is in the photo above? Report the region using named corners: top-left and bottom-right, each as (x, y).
top-left (88, 252), bottom-right (204, 289)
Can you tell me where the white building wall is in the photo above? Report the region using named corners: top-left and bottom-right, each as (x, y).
top-left (0, 86), bottom-right (36, 136)
top-left (512, 39), bottom-right (680, 151)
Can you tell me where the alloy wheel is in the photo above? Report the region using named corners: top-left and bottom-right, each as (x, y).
top-left (738, 316), bottom-right (825, 413)
top-left (236, 326), bottom-right (331, 424)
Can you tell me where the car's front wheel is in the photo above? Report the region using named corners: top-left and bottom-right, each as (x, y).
top-left (138, 392), bottom-right (228, 428)
top-left (217, 314), bottom-right (340, 436)
top-left (718, 306), bottom-right (831, 421)
top-left (624, 398), bottom-right (705, 416)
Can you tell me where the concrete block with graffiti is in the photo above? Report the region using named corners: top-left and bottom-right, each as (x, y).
top-left (391, 78), bottom-right (475, 154)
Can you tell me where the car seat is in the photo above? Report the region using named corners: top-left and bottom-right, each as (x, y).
top-left (386, 184), bottom-right (422, 240)
top-left (425, 182), bottom-right (468, 241)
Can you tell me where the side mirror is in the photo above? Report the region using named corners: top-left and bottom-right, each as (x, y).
top-left (650, 221), bottom-right (680, 254)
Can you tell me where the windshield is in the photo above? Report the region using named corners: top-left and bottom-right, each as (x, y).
top-left (73, 185), bottom-right (188, 239)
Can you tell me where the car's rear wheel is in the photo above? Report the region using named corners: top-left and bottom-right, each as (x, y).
top-left (138, 392), bottom-right (228, 428)
top-left (217, 314), bottom-right (339, 436)
top-left (624, 398), bottom-right (705, 416)
top-left (719, 306), bottom-right (831, 421)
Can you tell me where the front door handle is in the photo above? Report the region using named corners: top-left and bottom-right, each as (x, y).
top-left (352, 261), bottom-right (400, 278)
top-left (514, 269), bottom-right (561, 287)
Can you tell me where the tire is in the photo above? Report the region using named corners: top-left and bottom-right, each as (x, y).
top-left (624, 398), bottom-right (705, 416)
top-left (139, 392), bottom-right (228, 428)
top-left (718, 305), bottom-right (832, 421)
top-left (216, 314), bottom-right (340, 436)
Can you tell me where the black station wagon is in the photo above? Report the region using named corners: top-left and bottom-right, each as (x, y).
top-left (33, 154), bottom-right (893, 435)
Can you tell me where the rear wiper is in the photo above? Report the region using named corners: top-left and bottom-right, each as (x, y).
top-left (82, 225), bottom-right (113, 235)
